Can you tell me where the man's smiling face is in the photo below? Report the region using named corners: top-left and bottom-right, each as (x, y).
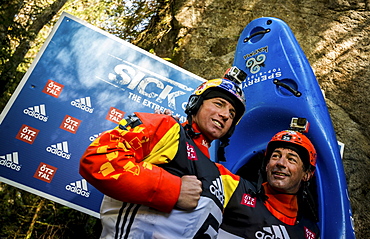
top-left (265, 147), bottom-right (312, 194)
top-left (192, 97), bottom-right (235, 142)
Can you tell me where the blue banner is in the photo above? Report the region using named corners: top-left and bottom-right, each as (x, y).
top-left (0, 12), bottom-right (205, 217)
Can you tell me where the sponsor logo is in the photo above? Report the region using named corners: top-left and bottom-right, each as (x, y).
top-left (106, 107), bottom-right (125, 124)
top-left (59, 115), bottom-right (82, 134)
top-left (15, 124), bottom-right (39, 144)
top-left (107, 61), bottom-right (193, 110)
top-left (246, 54), bottom-right (267, 74)
top-left (46, 141), bottom-right (71, 159)
top-left (281, 134), bottom-right (292, 141)
top-left (242, 67), bottom-right (282, 89)
top-left (186, 142), bottom-right (197, 160)
top-left (241, 193), bottom-right (257, 208)
top-left (23, 104), bottom-right (49, 122)
top-left (65, 179), bottom-right (90, 198)
top-left (210, 177), bottom-right (224, 204)
top-left (33, 162), bottom-right (57, 183)
top-left (243, 46), bottom-right (268, 60)
top-left (0, 152), bottom-right (21, 171)
top-left (255, 225), bottom-right (290, 239)
top-left (89, 133), bottom-right (101, 142)
top-left (42, 79), bottom-right (64, 98)
top-left (241, 46), bottom-right (284, 89)
top-left (304, 227), bottom-right (316, 239)
top-left (71, 97), bottom-right (94, 113)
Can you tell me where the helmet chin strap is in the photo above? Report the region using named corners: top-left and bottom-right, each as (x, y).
top-left (184, 115), bottom-right (201, 138)
top-left (185, 113), bottom-right (236, 162)
top-left (217, 137), bottom-right (230, 162)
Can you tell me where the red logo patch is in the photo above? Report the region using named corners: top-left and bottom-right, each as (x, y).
top-left (240, 193), bottom-right (256, 208)
top-left (304, 226), bottom-right (316, 239)
top-left (106, 107), bottom-right (125, 124)
top-left (59, 115), bottom-right (82, 134)
top-left (186, 142), bottom-right (197, 160)
top-left (16, 124), bottom-right (39, 144)
top-left (42, 79), bottom-right (64, 98)
top-left (33, 162), bottom-right (57, 183)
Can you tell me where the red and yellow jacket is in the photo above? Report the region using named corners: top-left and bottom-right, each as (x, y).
top-left (80, 112), bottom-right (240, 238)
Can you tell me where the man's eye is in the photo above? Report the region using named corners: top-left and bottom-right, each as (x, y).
top-left (229, 112), bottom-right (235, 119)
top-left (271, 154), bottom-right (279, 158)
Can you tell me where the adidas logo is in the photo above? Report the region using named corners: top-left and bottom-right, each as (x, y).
top-left (89, 133), bottom-right (102, 142)
top-left (23, 104), bottom-right (48, 122)
top-left (65, 179), bottom-right (90, 198)
top-left (46, 141), bottom-right (71, 159)
top-left (210, 177), bottom-right (224, 204)
top-left (0, 152), bottom-right (21, 171)
top-left (255, 225), bottom-right (290, 239)
top-left (71, 97), bottom-right (94, 113)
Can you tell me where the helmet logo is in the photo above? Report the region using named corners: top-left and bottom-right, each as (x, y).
top-left (281, 134), bottom-right (292, 141)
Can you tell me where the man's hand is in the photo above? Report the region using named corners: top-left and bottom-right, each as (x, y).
top-left (175, 175), bottom-right (202, 210)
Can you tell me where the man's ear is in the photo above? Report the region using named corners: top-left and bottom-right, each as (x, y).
top-left (303, 170), bottom-right (314, 182)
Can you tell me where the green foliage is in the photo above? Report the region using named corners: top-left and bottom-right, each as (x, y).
top-left (0, 0), bottom-right (160, 109)
top-left (0, 183), bottom-right (101, 238)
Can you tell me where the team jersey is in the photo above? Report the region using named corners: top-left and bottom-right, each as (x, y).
top-left (219, 179), bottom-right (320, 239)
top-left (79, 112), bottom-right (240, 239)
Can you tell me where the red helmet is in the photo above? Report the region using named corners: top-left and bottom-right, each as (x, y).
top-left (266, 130), bottom-right (317, 169)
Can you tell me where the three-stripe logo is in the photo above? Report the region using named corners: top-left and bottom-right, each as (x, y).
top-left (23, 104), bottom-right (48, 122)
top-left (255, 225), bottom-right (290, 239)
top-left (210, 177), bottom-right (224, 204)
top-left (71, 97), bottom-right (94, 113)
top-left (46, 141), bottom-right (71, 159)
top-left (0, 152), bottom-right (21, 171)
top-left (65, 178), bottom-right (90, 198)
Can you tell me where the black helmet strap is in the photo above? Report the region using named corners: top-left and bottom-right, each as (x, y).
top-left (184, 115), bottom-right (201, 138)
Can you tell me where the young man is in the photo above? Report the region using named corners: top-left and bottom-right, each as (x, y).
top-left (219, 130), bottom-right (320, 238)
top-left (79, 73), bottom-right (246, 238)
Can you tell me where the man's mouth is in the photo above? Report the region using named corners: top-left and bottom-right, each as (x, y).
top-left (273, 172), bottom-right (289, 177)
top-left (212, 119), bottom-right (223, 128)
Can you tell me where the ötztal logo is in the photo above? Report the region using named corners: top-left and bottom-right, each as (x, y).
top-left (16, 124), bottom-right (39, 144)
top-left (186, 142), bottom-right (197, 160)
top-left (304, 227), bottom-right (316, 239)
top-left (42, 79), bottom-right (64, 98)
top-left (59, 115), bottom-right (82, 134)
top-left (106, 107), bottom-right (125, 124)
top-left (33, 162), bottom-right (57, 183)
top-left (240, 193), bottom-right (256, 208)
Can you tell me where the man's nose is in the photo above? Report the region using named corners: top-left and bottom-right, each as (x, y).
top-left (276, 156), bottom-right (287, 167)
top-left (219, 107), bottom-right (231, 121)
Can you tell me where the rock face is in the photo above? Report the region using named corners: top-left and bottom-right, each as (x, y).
top-left (137, 0), bottom-right (370, 237)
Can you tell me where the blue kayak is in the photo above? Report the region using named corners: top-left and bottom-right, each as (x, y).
top-left (221, 17), bottom-right (356, 238)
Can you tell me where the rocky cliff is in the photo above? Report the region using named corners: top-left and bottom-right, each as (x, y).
top-left (136, 0), bottom-right (370, 237)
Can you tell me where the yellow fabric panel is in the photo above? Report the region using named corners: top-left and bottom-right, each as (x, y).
top-left (221, 174), bottom-right (240, 208)
top-left (143, 123), bottom-right (180, 164)
top-left (106, 151), bottom-right (119, 161)
top-left (97, 145), bottom-right (109, 154)
top-left (99, 162), bottom-right (115, 177)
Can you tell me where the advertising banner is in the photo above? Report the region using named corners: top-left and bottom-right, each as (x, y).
top-left (0, 12), bottom-right (205, 217)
